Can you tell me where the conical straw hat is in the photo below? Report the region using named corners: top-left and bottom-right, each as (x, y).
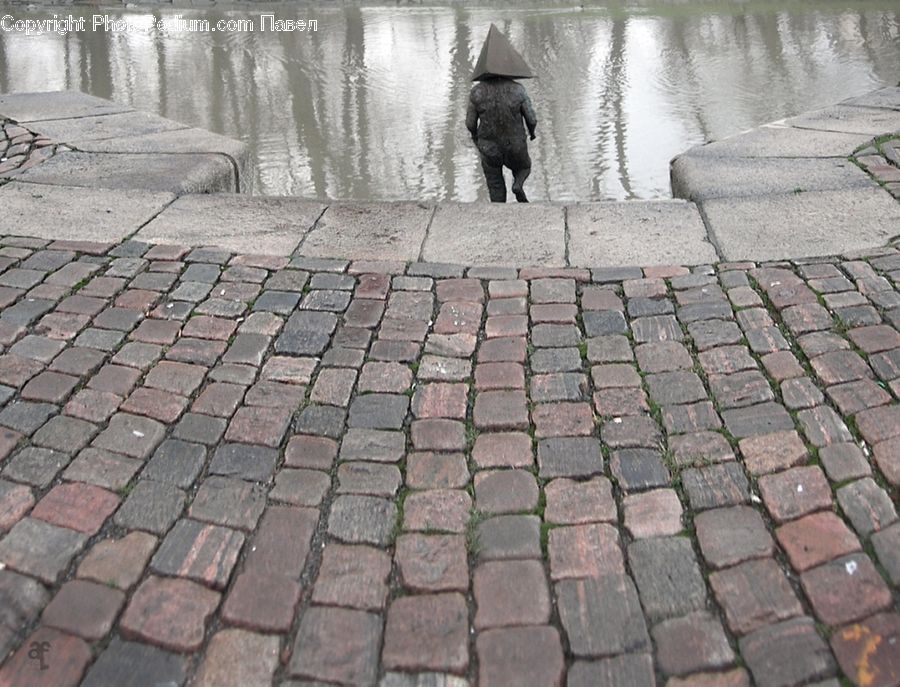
top-left (471, 24), bottom-right (534, 81)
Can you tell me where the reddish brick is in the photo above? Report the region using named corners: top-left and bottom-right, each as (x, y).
top-left (474, 470), bottom-right (539, 514)
top-left (531, 303), bottom-right (577, 323)
top-left (120, 576), bottom-right (221, 652)
top-left (582, 287), bottom-right (623, 311)
top-left (761, 351), bottom-right (804, 381)
top-left (623, 489), bottom-right (683, 538)
top-left (873, 438), bottom-right (900, 487)
top-left (739, 430), bottom-right (807, 475)
top-left (191, 382), bottom-right (245, 417)
top-left (411, 419), bottom-right (466, 451)
top-left (411, 383), bottom-right (468, 419)
top-left (545, 477), bottom-right (616, 524)
top-left (36, 312), bottom-right (90, 340)
top-left (810, 350), bottom-right (872, 385)
top-left (77, 531), bottom-right (157, 589)
top-left (395, 534), bottom-right (468, 592)
top-left (776, 511), bottom-right (861, 572)
top-left (474, 559), bottom-right (550, 629)
top-left (478, 336), bottom-right (527, 363)
top-left (474, 390), bottom-right (529, 430)
top-left (289, 606), bottom-right (382, 684)
top-left (478, 626), bottom-right (564, 687)
top-left (437, 278), bottom-right (483, 303)
top-left (758, 466), bottom-right (833, 523)
top-left (695, 506), bottom-right (773, 568)
top-left (405, 452), bottom-right (469, 490)
top-left (356, 273), bottom-right (390, 299)
top-left (115, 289), bottom-right (160, 311)
top-left (475, 362), bottom-right (525, 390)
top-left (435, 301), bottom-right (483, 335)
top-left (667, 669), bottom-right (750, 687)
top-left (182, 315), bottom-right (237, 341)
top-left (42, 579), bottom-right (125, 640)
top-left (144, 361), bottom-right (206, 396)
top-left (65, 389), bottom-right (121, 423)
top-left (130, 318), bottom-right (181, 345)
top-left (121, 387), bottom-right (188, 423)
top-left (533, 402), bottom-right (594, 438)
top-left (801, 554), bottom-right (892, 626)
top-left (151, 520), bottom-right (244, 589)
top-left (0, 354), bottom-right (43, 387)
top-left (856, 405), bottom-right (900, 444)
top-left (225, 406), bottom-right (292, 447)
top-left (591, 363), bottom-right (642, 388)
top-left (472, 432), bottom-right (533, 468)
top-left (244, 506), bottom-right (317, 579)
top-left (21, 371), bottom-right (78, 403)
top-left (312, 544), bottom-right (391, 610)
top-left (710, 558), bottom-right (803, 636)
top-left (403, 489), bottom-right (471, 533)
top-left (0, 626), bottom-right (91, 687)
top-left (0, 479), bottom-right (33, 532)
top-left (32, 482), bottom-right (119, 535)
top-left (485, 315), bottom-right (528, 338)
top-left (284, 435), bottom-right (338, 469)
top-left (309, 367), bottom-right (356, 406)
top-left (827, 379), bottom-right (892, 415)
top-left (848, 325), bottom-right (900, 354)
top-left (382, 593), bottom-right (469, 673)
top-left (221, 570), bottom-right (301, 632)
top-left (358, 361), bottom-right (413, 393)
top-left (192, 629), bottom-right (279, 687)
top-left (830, 612), bottom-right (900, 687)
top-left (548, 523), bottom-right (623, 580)
top-left (652, 612), bottom-right (735, 677)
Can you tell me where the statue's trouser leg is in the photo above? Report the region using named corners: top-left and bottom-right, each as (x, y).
top-left (507, 146), bottom-right (532, 203)
top-left (511, 166), bottom-right (531, 202)
top-left (480, 155), bottom-right (507, 203)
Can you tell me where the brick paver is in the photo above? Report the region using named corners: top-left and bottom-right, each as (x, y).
top-left (0, 233), bottom-right (897, 684)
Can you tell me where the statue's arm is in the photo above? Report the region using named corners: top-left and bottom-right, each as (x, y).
top-left (522, 93), bottom-right (537, 140)
top-left (466, 94), bottom-right (479, 141)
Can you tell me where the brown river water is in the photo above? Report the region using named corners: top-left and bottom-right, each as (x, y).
top-left (1, 2), bottom-right (898, 201)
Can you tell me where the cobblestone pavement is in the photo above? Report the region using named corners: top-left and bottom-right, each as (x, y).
top-left (854, 136), bottom-right (900, 200)
top-left (0, 121), bottom-right (59, 179)
top-left (0, 234), bottom-right (897, 687)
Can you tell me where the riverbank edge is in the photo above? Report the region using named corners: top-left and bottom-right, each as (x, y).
top-left (0, 86), bottom-right (898, 268)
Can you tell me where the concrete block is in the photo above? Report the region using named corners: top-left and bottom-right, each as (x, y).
top-left (138, 193), bottom-right (325, 256)
top-left (29, 111), bottom-right (186, 146)
top-left (671, 156), bottom-right (878, 201)
top-left (0, 182), bottom-right (174, 242)
top-left (702, 188), bottom-right (900, 262)
top-left (423, 202), bottom-right (565, 267)
top-left (300, 202), bottom-right (432, 262)
top-left (784, 105), bottom-right (900, 136)
top-left (683, 126), bottom-right (872, 159)
top-left (567, 200), bottom-right (717, 267)
top-left (15, 152), bottom-right (236, 194)
top-left (840, 86), bottom-right (900, 111)
top-left (0, 90), bottom-right (132, 123)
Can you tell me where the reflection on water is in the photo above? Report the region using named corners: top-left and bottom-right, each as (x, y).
top-left (1, 2), bottom-right (898, 201)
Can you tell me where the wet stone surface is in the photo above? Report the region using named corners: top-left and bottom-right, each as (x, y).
top-left (0, 233), bottom-right (896, 686)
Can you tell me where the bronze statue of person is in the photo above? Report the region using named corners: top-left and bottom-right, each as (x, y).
top-left (466, 24), bottom-right (537, 203)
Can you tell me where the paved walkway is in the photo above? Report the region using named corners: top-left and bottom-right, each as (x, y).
top-left (3, 88), bottom-right (900, 266)
top-left (0, 234), bottom-right (897, 686)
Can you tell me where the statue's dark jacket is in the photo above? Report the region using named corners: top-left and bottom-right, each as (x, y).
top-left (466, 78), bottom-right (537, 171)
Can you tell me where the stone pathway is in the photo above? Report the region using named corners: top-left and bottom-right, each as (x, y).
top-left (0, 234), bottom-right (897, 687)
top-left (0, 120), bottom-right (60, 179)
